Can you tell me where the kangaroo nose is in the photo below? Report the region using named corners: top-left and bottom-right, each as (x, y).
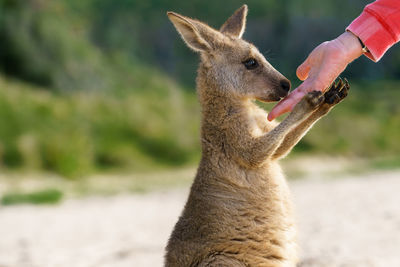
top-left (280, 79), bottom-right (291, 92)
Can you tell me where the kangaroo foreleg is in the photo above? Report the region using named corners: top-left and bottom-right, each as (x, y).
top-left (271, 78), bottom-right (350, 160)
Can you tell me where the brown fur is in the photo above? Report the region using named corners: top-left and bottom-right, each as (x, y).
top-left (165, 5), bottom-right (349, 267)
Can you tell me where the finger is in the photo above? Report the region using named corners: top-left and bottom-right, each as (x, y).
top-left (267, 89), bottom-right (306, 121)
top-left (296, 58), bottom-right (311, 81)
top-left (267, 100), bottom-right (292, 121)
top-left (285, 89), bottom-right (308, 111)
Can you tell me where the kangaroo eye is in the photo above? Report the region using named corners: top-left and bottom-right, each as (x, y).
top-left (242, 58), bottom-right (259, 70)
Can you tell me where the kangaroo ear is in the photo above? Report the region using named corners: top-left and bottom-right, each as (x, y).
top-left (167, 12), bottom-right (214, 52)
top-left (220, 5), bottom-right (248, 38)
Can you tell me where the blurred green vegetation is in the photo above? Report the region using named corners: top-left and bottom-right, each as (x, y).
top-left (296, 80), bottom-right (400, 159)
top-left (0, 74), bottom-right (200, 177)
top-left (0, 0), bottom-right (399, 179)
top-left (1, 188), bottom-right (63, 205)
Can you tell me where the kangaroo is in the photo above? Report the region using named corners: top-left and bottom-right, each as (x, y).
top-left (165, 5), bottom-right (349, 267)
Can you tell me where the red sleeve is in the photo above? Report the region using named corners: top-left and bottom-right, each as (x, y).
top-left (346, 0), bottom-right (400, 62)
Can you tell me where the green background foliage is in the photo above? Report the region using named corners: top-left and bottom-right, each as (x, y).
top-left (0, 0), bottom-right (399, 178)
top-left (1, 188), bottom-right (63, 205)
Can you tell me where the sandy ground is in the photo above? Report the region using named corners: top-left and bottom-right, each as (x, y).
top-left (0, 170), bottom-right (399, 267)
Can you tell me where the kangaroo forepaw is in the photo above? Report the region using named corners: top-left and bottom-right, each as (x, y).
top-left (324, 77), bottom-right (350, 105)
top-left (295, 90), bottom-right (324, 112)
top-left (291, 90), bottom-right (324, 120)
top-left (305, 90), bottom-right (325, 109)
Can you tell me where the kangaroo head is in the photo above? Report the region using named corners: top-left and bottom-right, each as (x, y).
top-left (167, 5), bottom-right (290, 102)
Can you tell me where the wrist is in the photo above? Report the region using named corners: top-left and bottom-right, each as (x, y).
top-left (336, 31), bottom-right (363, 61)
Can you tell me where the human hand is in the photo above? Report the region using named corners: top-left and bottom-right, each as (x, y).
top-left (267, 31), bottom-right (363, 121)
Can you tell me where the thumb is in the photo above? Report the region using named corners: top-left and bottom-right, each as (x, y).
top-left (296, 57), bottom-right (311, 81)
